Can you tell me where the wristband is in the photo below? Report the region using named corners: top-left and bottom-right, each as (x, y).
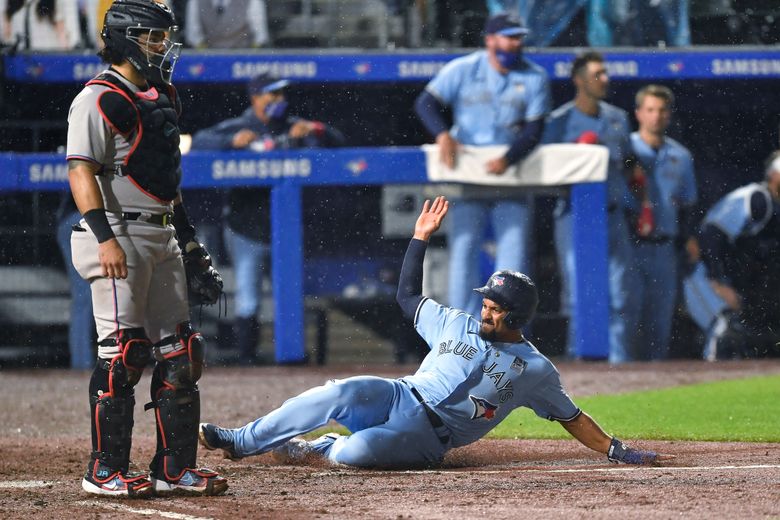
top-left (83, 208), bottom-right (116, 243)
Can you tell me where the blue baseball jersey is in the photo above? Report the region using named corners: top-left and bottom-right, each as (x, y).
top-left (702, 182), bottom-right (774, 241)
top-left (542, 101), bottom-right (632, 208)
top-left (630, 133), bottom-right (697, 238)
top-left (402, 298), bottom-right (579, 448)
top-left (425, 51), bottom-right (551, 146)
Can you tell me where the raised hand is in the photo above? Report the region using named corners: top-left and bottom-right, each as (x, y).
top-left (413, 196), bottom-right (449, 242)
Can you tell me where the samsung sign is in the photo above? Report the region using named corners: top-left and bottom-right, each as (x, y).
top-left (231, 61), bottom-right (318, 79)
top-left (553, 60), bottom-right (639, 79)
top-left (211, 158), bottom-right (312, 179)
top-left (28, 162), bottom-right (69, 183)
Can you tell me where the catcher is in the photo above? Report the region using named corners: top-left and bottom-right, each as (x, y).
top-left (66, 0), bottom-right (226, 497)
top-left (200, 196), bottom-right (674, 468)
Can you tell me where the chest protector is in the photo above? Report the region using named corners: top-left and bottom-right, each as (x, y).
top-left (88, 72), bottom-right (182, 202)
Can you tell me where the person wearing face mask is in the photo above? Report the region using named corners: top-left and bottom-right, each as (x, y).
top-left (414, 13), bottom-right (551, 319)
top-left (191, 74), bottom-right (345, 365)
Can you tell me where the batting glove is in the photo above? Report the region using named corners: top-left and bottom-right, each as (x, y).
top-left (607, 437), bottom-right (659, 465)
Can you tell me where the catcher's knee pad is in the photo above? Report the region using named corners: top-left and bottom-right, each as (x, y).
top-left (148, 365), bottom-right (200, 480)
top-left (98, 327), bottom-right (153, 387)
top-left (87, 361), bottom-right (136, 476)
top-left (153, 321), bottom-right (206, 385)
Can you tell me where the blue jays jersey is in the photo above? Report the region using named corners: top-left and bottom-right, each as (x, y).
top-left (703, 182), bottom-right (774, 241)
top-left (542, 101), bottom-right (632, 208)
top-left (630, 133), bottom-right (697, 238)
top-left (425, 51), bottom-right (551, 146)
top-left (402, 298), bottom-right (580, 448)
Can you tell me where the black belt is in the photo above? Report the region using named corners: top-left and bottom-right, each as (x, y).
top-left (409, 386), bottom-right (450, 444)
top-left (122, 212), bottom-right (172, 226)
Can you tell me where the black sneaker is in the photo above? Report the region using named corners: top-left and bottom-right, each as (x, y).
top-left (82, 469), bottom-right (153, 498)
top-left (199, 423), bottom-right (240, 460)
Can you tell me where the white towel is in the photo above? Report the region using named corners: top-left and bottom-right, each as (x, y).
top-left (423, 143), bottom-right (609, 186)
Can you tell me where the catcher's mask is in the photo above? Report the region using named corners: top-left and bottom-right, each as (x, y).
top-left (101, 0), bottom-right (181, 84)
top-left (474, 270), bottom-right (538, 329)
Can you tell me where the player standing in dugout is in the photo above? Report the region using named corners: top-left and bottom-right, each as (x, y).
top-left (66, 0), bottom-right (226, 497)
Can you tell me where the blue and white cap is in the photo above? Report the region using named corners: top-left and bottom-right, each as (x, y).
top-left (247, 73), bottom-right (291, 96)
top-left (484, 12), bottom-right (530, 37)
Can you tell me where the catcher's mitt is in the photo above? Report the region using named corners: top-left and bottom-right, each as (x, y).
top-left (182, 242), bottom-right (223, 306)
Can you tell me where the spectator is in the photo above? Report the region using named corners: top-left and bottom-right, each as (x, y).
top-left (487, 0), bottom-right (588, 47)
top-left (414, 12), bottom-right (550, 318)
top-left (2, 0), bottom-right (81, 49)
top-left (683, 151), bottom-right (780, 360)
top-left (82, 0), bottom-right (173, 49)
top-left (185, 0), bottom-right (268, 48)
top-left (191, 74), bottom-right (345, 364)
top-left (541, 51), bottom-right (638, 363)
top-left (628, 84), bottom-right (696, 360)
top-left (55, 194), bottom-right (96, 369)
top-left (588, 0), bottom-right (691, 47)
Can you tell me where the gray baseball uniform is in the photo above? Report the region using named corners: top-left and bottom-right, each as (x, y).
top-left (66, 69), bottom-right (188, 346)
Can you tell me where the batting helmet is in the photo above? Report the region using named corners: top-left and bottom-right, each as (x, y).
top-left (101, 0), bottom-right (181, 84)
top-left (473, 270), bottom-right (538, 329)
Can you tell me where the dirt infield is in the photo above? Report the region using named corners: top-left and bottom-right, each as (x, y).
top-left (1, 360), bottom-right (779, 519)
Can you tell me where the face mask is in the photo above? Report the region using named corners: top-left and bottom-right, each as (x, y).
top-left (264, 100), bottom-right (289, 120)
top-left (495, 49), bottom-right (522, 70)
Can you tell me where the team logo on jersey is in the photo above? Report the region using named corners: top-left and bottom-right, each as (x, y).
top-left (510, 357), bottom-right (527, 374)
top-left (469, 395), bottom-right (498, 420)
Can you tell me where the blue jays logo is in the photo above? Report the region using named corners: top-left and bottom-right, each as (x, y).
top-left (470, 395), bottom-right (498, 420)
top-left (346, 159), bottom-right (368, 175)
top-left (188, 63), bottom-right (206, 77)
top-left (493, 276), bottom-right (505, 287)
top-left (354, 62), bottom-right (372, 75)
top-left (667, 61), bottom-right (684, 73)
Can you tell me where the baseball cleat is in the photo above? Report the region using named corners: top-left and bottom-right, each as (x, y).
top-left (272, 433), bottom-right (341, 464)
top-left (199, 422), bottom-right (240, 460)
top-left (82, 470), bottom-right (154, 498)
top-left (271, 437), bottom-right (312, 464)
top-left (151, 468), bottom-right (228, 496)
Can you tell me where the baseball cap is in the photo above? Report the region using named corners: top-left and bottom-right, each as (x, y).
top-left (484, 12), bottom-right (529, 37)
top-left (247, 74), bottom-right (290, 96)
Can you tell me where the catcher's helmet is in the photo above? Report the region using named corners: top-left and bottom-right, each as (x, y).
top-left (474, 270), bottom-right (538, 329)
top-left (101, 0), bottom-right (181, 84)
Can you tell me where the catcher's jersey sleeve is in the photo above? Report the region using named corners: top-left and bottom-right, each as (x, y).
top-left (66, 85), bottom-right (113, 164)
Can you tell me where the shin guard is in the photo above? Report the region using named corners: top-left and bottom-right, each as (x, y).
top-left (87, 329), bottom-right (151, 480)
top-left (87, 360), bottom-right (136, 479)
top-left (148, 322), bottom-right (206, 481)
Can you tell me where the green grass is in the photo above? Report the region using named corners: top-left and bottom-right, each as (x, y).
top-left (489, 375), bottom-right (780, 442)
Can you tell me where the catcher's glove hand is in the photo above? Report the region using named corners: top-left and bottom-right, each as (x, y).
top-left (608, 437), bottom-right (674, 465)
top-left (182, 241), bottom-right (223, 306)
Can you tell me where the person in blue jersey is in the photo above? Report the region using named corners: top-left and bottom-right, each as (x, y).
top-left (628, 84), bottom-right (697, 361)
top-left (191, 73), bottom-right (345, 364)
top-left (684, 151), bottom-right (780, 361)
top-left (414, 12), bottom-right (551, 318)
top-left (542, 51), bottom-right (639, 364)
top-left (199, 196), bottom-right (671, 468)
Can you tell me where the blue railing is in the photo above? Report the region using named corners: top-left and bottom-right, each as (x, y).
top-left (0, 148), bottom-right (608, 362)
